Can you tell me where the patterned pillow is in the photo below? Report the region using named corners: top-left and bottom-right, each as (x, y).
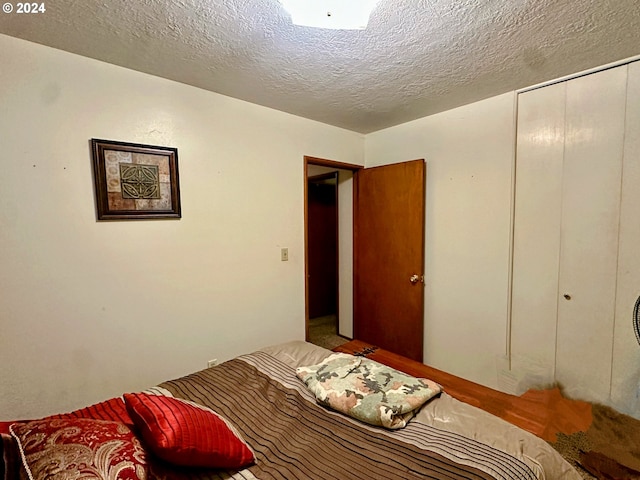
top-left (123, 393), bottom-right (254, 469)
top-left (10, 418), bottom-right (147, 480)
top-left (296, 353), bottom-right (442, 429)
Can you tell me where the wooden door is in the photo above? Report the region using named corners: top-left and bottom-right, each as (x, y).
top-left (307, 174), bottom-right (338, 319)
top-left (354, 159), bottom-right (426, 361)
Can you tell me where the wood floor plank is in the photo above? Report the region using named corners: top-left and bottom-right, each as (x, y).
top-left (334, 340), bottom-right (592, 442)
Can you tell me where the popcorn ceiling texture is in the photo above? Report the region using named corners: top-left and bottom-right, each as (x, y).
top-left (0, 0), bottom-right (639, 133)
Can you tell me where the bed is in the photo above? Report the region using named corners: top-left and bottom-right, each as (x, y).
top-left (1, 341), bottom-right (581, 479)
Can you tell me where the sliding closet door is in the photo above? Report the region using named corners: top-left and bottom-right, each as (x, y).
top-left (512, 65), bottom-right (629, 405)
top-left (510, 82), bottom-right (566, 374)
top-left (611, 61), bottom-right (640, 415)
top-left (555, 66), bottom-right (627, 404)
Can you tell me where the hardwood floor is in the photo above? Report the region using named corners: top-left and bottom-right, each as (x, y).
top-left (334, 339), bottom-right (593, 442)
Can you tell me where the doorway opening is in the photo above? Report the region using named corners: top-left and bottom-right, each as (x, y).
top-left (308, 172), bottom-right (339, 348)
top-left (304, 156), bottom-right (362, 350)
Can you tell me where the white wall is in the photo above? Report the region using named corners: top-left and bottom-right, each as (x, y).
top-left (0, 34), bottom-right (363, 420)
top-left (365, 93), bottom-right (516, 389)
top-left (337, 170), bottom-right (354, 338)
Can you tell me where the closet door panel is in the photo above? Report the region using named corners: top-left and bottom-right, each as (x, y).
top-left (611, 61), bottom-right (640, 416)
top-left (511, 82), bottom-right (565, 373)
top-left (555, 66), bottom-right (627, 403)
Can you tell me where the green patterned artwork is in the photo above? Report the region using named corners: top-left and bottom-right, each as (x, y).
top-left (120, 164), bottom-right (161, 199)
top-left (91, 139), bottom-right (181, 220)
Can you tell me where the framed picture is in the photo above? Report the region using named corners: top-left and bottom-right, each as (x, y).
top-left (91, 139), bottom-right (181, 220)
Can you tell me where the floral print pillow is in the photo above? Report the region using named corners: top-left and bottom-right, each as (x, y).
top-left (10, 418), bottom-right (147, 480)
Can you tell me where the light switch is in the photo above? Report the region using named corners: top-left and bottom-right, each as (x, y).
top-left (281, 248), bottom-right (289, 261)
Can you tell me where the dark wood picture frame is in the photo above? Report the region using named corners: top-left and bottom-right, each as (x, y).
top-left (91, 139), bottom-right (181, 220)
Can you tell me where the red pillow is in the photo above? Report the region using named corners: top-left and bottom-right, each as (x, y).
top-left (123, 393), bottom-right (254, 469)
top-left (10, 418), bottom-right (147, 480)
top-left (50, 396), bottom-right (133, 426)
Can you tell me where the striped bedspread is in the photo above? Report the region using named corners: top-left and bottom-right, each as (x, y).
top-left (156, 351), bottom-right (537, 480)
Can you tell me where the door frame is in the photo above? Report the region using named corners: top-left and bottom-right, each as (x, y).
top-left (304, 156), bottom-right (363, 341)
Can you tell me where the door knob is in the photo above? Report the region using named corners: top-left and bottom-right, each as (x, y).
top-left (410, 274), bottom-right (421, 284)
top-left (564, 294), bottom-right (571, 300)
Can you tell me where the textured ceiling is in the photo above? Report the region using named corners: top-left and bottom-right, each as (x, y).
top-left (1, 0), bottom-right (640, 133)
